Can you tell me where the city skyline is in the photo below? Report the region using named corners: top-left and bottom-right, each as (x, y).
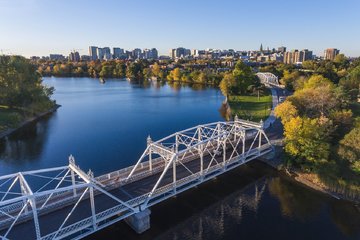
top-left (0, 0), bottom-right (359, 57)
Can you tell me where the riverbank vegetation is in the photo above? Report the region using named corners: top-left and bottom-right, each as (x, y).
top-left (36, 59), bottom-right (225, 85)
top-left (274, 56), bottom-right (360, 201)
top-left (0, 56), bottom-right (55, 132)
top-left (218, 61), bottom-right (271, 121)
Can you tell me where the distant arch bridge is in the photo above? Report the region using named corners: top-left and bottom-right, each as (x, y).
top-left (256, 72), bottom-right (279, 87)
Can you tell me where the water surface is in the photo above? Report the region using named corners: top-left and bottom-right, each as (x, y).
top-left (0, 77), bottom-right (358, 240)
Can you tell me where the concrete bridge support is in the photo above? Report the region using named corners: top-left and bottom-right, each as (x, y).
top-left (125, 209), bottom-right (151, 234)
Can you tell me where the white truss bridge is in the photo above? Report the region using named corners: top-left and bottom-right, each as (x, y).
top-left (0, 118), bottom-right (273, 240)
top-left (256, 72), bottom-right (280, 87)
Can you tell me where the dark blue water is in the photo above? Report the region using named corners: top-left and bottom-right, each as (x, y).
top-left (0, 77), bottom-right (224, 175)
top-left (0, 77), bottom-right (359, 240)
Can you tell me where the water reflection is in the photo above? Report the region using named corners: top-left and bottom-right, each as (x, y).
top-left (268, 177), bottom-right (323, 220)
top-left (153, 175), bottom-right (360, 240)
top-left (0, 114), bottom-right (52, 164)
top-left (269, 177), bottom-right (360, 238)
top-left (156, 179), bottom-right (268, 240)
top-left (127, 79), bottom-right (210, 92)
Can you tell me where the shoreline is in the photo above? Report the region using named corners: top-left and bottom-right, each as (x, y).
top-left (260, 87), bottom-right (360, 205)
top-left (44, 75), bottom-right (219, 87)
top-left (260, 150), bottom-right (360, 205)
top-left (0, 104), bottom-right (61, 140)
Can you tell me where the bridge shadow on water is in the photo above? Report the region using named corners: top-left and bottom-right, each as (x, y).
top-left (87, 161), bottom-right (360, 240)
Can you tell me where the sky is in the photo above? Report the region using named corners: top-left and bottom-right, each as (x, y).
top-left (0, 0), bottom-right (359, 57)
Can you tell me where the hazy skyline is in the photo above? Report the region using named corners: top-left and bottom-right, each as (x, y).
top-left (1, 0), bottom-right (359, 57)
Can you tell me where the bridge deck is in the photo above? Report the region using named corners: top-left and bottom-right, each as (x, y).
top-left (1, 135), bottom-right (272, 240)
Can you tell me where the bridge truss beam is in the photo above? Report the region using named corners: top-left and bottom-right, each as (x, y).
top-left (125, 118), bottom-right (272, 210)
top-left (0, 118), bottom-right (273, 239)
top-left (256, 72), bottom-right (279, 86)
top-left (0, 157), bottom-right (136, 240)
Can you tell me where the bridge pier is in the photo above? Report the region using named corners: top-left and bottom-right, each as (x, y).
top-left (125, 209), bottom-right (151, 234)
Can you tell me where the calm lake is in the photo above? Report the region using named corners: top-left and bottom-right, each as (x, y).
top-left (0, 77), bottom-right (359, 239)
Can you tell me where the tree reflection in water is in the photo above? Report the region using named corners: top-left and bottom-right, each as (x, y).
top-left (155, 176), bottom-right (360, 240)
top-left (269, 176), bottom-right (360, 238)
top-left (0, 114), bottom-right (52, 164)
top-left (156, 178), bottom-right (268, 240)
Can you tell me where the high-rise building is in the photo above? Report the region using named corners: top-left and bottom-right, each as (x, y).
top-left (143, 48), bottom-right (158, 59)
top-left (89, 46), bottom-right (98, 60)
top-left (49, 54), bottom-right (65, 61)
top-left (69, 51), bottom-right (80, 62)
top-left (283, 49), bottom-right (313, 64)
top-left (301, 49), bottom-right (313, 61)
top-left (278, 46), bottom-right (286, 53)
top-left (131, 48), bottom-right (142, 59)
top-left (113, 47), bottom-right (124, 59)
top-left (324, 48), bottom-right (340, 60)
top-left (169, 47), bottom-right (190, 59)
top-left (102, 47), bottom-right (111, 60)
top-left (169, 49), bottom-right (176, 59)
top-left (97, 48), bottom-right (104, 60)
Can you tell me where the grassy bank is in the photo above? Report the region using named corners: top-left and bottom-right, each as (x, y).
top-left (0, 104), bottom-right (57, 135)
top-left (228, 88), bottom-right (272, 122)
top-left (0, 106), bottom-right (23, 131)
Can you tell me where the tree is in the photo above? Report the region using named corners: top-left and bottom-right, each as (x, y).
top-left (302, 60), bottom-right (318, 70)
top-left (274, 101), bottom-right (298, 124)
top-left (287, 86), bottom-right (339, 118)
top-left (284, 116), bottom-right (331, 166)
top-left (334, 54), bottom-right (349, 69)
top-left (280, 70), bottom-right (300, 90)
top-left (339, 65), bottom-right (360, 100)
top-left (302, 75), bottom-right (335, 90)
top-left (151, 62), bottom-right (160, 77)
top-left (330, 109), bottom-right (353, 139)
top-left (196, 72), bottom-right (208, 84)
top-left (126, 62), bottom-right (142, 79)
top-left (173, 68), bottom-right (182, 81)
top-left (113, 62), bottom-right (126, 78)
top-left (142, 68), bottom-right (151, 79)
top-left (99, 64), bottom-right (113, 78)
top-left (219, 73), bottom-right (235, 97)
top-left (0, 55), bottom-right (54, 111)
top-left (232, 61), bottom-right (256, 94)
top-left (338, 127), bottom-right (360, 173)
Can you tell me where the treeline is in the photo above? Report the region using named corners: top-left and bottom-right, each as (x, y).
top-left (36, 59), bottom-right (226, 85)
top-left (274, 57), bottom-right (360, 195)
top-left (259, 54), bottom-right (360, 101)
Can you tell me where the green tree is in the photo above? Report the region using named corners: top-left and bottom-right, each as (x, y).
top-left (280, 70), bottom-right (300, 90)
top-left (219, 73), bottom-right (235, 97)
top-left (339, 65), bottom-right (360, 100)
top-left (284, 116), bottom-right (332, 166)
top-left (99, 64), bottom-right (113, 78)
top-left (232, 61), bottom-right (256, 94)
top-left (338, 127), bottom-right (360, 173)
top-left (151, 62), bottom-right (161, 77)
top-left (142, 68), bottom-right (152, 79)
top-left (0, 55), bottom-right (54, 110)
top-left (302, 75), bottom-right (335, 90)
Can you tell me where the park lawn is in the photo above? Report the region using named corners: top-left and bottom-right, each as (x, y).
top-left (228, 88), bottom-right (272, 122)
